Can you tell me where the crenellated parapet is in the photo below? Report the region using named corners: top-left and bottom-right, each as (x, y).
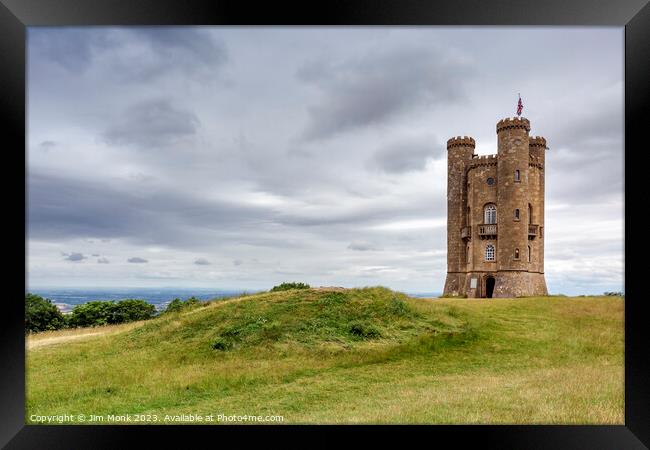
top-left (447, 136), bottom-right (476, 149)
top-left (496, 117), bottom-right (531, 133)
top-left (529, 136), bottom-right (547, 148)
top-left (468, 153), bottom-right (498, 169)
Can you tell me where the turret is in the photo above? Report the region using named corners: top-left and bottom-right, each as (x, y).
top-left (446, 136), bottom-right (475, 277)
top-left (496, 118), bottom-right (530, 273)
top-left (529, 136), bottom-right (547, 166)
top-left (528, 135), bottom-right (547, 275)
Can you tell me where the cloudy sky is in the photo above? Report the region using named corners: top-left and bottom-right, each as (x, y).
top-left (26, 27), bottom-right (624, 295)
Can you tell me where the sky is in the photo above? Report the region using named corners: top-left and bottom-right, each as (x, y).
top-left (26, 27), bottom-right (624, 295)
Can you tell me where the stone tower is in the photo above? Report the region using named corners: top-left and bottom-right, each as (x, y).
top-left (442, 117), bottom-right (548, 298)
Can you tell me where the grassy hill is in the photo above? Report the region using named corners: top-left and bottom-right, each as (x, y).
top-left (26, 287), bottom-right (623, 424)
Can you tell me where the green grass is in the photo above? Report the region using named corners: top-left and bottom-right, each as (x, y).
top-left (25, 287), bottom-right (623, 424)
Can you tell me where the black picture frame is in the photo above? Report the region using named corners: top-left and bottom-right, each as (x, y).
top-left (2, 0), bottom-right (647, 448)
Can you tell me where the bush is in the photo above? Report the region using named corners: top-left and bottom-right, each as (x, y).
top-left (270, 282), bottom-right (310, 292)
top-left (68, 299), bottom-right (156, 328)
top-left (604, 291), bottom-right (623, 297)
top-left (67, 301), bottom-right (116, 327)
top-left (164, 296), bottom-right (203, 314)
top-left (389, 297), bottom-right (411, 317)
top-left (164, 298), bottom-right (184, 313)
top-left (111, 299), bottom-right (156, 323)
top-left (211, 337), bottom-right (234, 351)
top-left (25, 293), bottom-right (65, 333)
top-left (348, 321), bottom-right (381, 339)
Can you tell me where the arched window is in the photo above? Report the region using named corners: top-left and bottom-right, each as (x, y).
top-left (528, 204), bottom-right (533, 224)
top-left (514, 248), bottom-right (520, 259)
top-left (514, 208), bottom-right (520, 220)
top-left (485, 244), bottom-right (495, 261)
top-left (484, 204), bottom-right (497, 224)
top-left (515, 170), bottom-right (521, 182)
top-left (528, 246), bottom-right (531, 262)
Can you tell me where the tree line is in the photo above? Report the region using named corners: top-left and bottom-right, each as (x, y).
top-left (25, 293), bottom-right (203, 333)
top-left (25, 282), bottom-right (311, 333)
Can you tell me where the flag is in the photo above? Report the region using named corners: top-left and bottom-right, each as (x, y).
top-left (516, 94), bottom-right (523, 116)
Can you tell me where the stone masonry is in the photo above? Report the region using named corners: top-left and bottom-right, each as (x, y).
top-left (442, 117), bottom-right (548, 298)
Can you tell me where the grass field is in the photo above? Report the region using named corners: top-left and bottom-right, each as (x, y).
top-left (25, 287), bottom-right (624, 424)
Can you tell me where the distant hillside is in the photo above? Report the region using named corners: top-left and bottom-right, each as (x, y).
top-left (26, 288), bottom-right (623, 424)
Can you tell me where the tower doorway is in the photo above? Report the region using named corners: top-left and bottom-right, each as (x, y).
top-left (485, 276), bottom-right (495, 298)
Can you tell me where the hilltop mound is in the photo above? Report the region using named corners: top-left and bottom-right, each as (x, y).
top-left (26, 293), bottom-right (623, 424)
top-left (126, 287), bottom-right (468, 354)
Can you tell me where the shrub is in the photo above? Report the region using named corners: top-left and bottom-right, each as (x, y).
top-left (165, 298), bottom-right (184, 313)
top-left (163, 296), bottom-right (203, 314)
top-left (348, 321), bottom-right (381, 339)
top-left (211, 337), bottom-right (234, 351)
top-left (68, 299), bottom-right (156, 327)
top-left (389, 297), bottom-right (411, 317)
top-left (271, 282), bottom-right (310, 292)
top-left (25, 293), bottom-right (65, 333)
top-left (604, 291), bottom-right (623, 297)
top-left (67, 301), bottom-right (116, 327)
top-left (111, 299), bottom-right (156, 323)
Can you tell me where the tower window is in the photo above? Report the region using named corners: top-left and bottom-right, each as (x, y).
top-left (528, 203), bottom-right (533, 224)
top-left (514, 248), bottom-right (520, 260)
top-left (467, 245), bottom-right (470, 263)
top-left (515, 170), bottom-right (521, 182)
top-left (484, 204), bottom-right (497, 224)
top-left (514, 208), bottom-right (520, 221)
top-left (528, 246), bottom-right (531, 262)
top-left (486, 177), bottom-right (495, 186)
top-left (485, 244), bottom-right (495, 261)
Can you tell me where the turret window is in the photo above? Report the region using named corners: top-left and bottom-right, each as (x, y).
top-left (484, 204), bottom-right (497, 224)
top-left (528, 246), bottom-right (531, 262)
top-left (514, 208), bottom-right (520, 221)
top-left (514, 170), bottom-right (521, 182)
top-left (514, 248), bottom-right (520, 260)
top-left (485, 244), bottom-right (495, 261)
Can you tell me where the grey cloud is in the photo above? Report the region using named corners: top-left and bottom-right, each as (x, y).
top-left (29, 28), bottom-right (228, 82)
top-left (276, 193), bottom-right (445, 228)
top-left (64, 253), bottom-right (86, 261)
top-left (298, 46), bottom-right (474, 140)
top-left (369, 138), bottom-right (441, 174)
top-left (233, 259), bottom-right (243, 266)
top-left (130, 28), bottom-right (228, 67)
top-left (348, 241), bottom-right (383, 251)
top-left (194, 258), bottom-right (211, 265)
top-left (103, 99), bottom-right (199, 149)
top-left (110, 28), bottom-right (229, 83)
top-left (128, 257), bottom-right (148, 263)
top-left (27, 171), bottom-right (277, 248)
top-left (91, 253), bottom-right (100, 257)
top-left (97, 257), bottom-right (110, 264)
top-left (29, 28), bottom-right (111, 72)
top-left (39, 141), bottom-right (57, 151)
